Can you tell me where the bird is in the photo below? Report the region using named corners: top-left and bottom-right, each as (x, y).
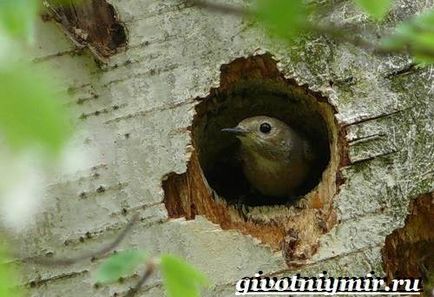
top-left (221, 116), bottom-right (315, 198)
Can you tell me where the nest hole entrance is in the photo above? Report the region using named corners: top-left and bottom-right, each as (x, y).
top-left (195, 85), bottom-right (331, 206)
top-left (194, 65), bottom-right (330, 207)
top-left (163, 54), bottom-right (344, 263)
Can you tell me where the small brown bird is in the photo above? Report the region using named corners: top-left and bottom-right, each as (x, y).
top-left (222, 116), bottom-right (314, 198)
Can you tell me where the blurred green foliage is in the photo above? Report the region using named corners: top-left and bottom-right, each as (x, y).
top-left (0, 243), bottom-right (23, 297)
top-left (161, 254), bottom-right (208, 297)
top-left (382, 9), bottom-right (434, 63)
top-left (255, 0), bottom-right (308, 39)
top-left (95, 250), bottom-right (148, 284)
top-left (95, 251), bottom-right (208, 297)
top-left (0, 0), bottom-right (38, 39)
top-left (0, 64), bottom-right (72, 154)
top-left (354, 0), bottom-right (392, 20)
top-left (0, 0), bottom-right (73, 155)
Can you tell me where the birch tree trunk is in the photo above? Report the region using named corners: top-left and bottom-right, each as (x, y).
top-left (11, 0), bottom-right (434, 296)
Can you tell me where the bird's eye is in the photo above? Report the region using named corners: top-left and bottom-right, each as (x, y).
top-left (259, 122), bottom-right (272, 134)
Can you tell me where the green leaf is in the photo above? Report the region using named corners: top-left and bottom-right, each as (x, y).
top-left (254, 0), bottom-right (308, 39)
top-left (95, 250), bottom-right (147, 284)
top-left (161, 254), bottom-right (208, 297)
top-left (354, 0), bottom-right (392, 20)
top-left (0, 242), bottom-right (23, 297)
top-left (0, 63), bottom-right (72, 154)
top-left (381, 9), bottom-right (434, 64)
top-left (0, 0), bottom-right (39, 39)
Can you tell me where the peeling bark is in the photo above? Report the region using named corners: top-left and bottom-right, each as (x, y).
top-left (382, 192), bottom-right (434, 295)
top-left (43, 0), bottom-right (127, 59)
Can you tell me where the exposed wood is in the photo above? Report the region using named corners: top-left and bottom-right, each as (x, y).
top-left (163, 54), bottom-right (343, 267)
top-left (382, 192), bottom-right (434, 295)
top-left (43, 0), bottom-right (127, 59)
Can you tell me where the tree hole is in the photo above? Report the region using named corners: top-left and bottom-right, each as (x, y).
top-left (163, 54), bottom-right (347, 266)
top-left (195, 72), bottom-right (330, 207)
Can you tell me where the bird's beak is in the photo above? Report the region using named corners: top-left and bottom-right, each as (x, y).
top-left (221, 127), bottom-right (248, 136)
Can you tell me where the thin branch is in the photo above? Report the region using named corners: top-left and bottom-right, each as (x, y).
top-left (308, 23), bottom-right (380, 50)
top-left (187, 0), bottom-right (434, 60)
top-left (20, 213), bottom-right (140, 266)
top-left (186, 0), bottom-right (247, 16)
top-left (125, 260), bottom-right (157, 297)
top-left (187, 1), bottom-right (382, 51)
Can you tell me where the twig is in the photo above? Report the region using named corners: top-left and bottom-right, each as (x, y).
top-left (187, 0), bottom-right (434, 60)
top-left (186, 0), bottom-right (247, 16)
top-left (20, 213), bottom-right (140, 266)
top-left (187, 1), bottom-right (382, 51)
top-left (125, 260), bottom-right (157, 297)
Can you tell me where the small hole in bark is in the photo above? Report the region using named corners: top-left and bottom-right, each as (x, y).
top-left (96, 185), bottom-right (105, 193)
top-left (163, 54), bottom-right (347, 267)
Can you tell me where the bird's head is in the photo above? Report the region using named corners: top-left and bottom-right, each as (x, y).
top-left (222, 116), bottom-right (292, 156)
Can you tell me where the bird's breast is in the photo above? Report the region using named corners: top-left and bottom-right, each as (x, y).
top-left (240, 148), bottom-right (309, 197)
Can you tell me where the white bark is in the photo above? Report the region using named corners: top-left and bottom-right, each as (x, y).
top-left (8, 0), bottom-right (434, 296)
